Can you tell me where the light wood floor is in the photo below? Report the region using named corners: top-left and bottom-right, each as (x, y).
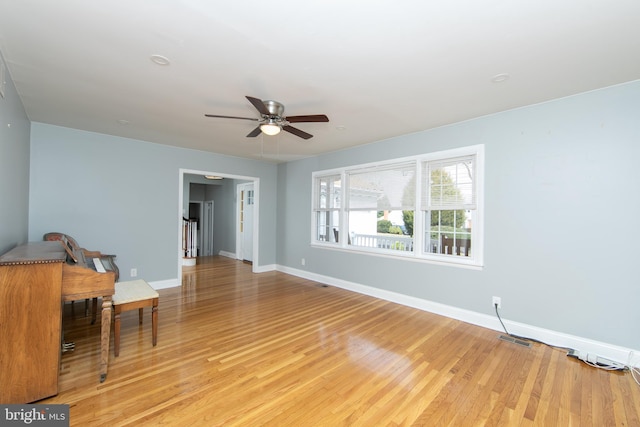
top-left (42, 256), bottom-right (640, 426)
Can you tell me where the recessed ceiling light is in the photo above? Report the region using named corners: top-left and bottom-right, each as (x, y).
top-left (204, 175), bottom-right (223, 180)
top-left (117, 119), bottom-right (130, 125)
top-left (336, 125), bottom-right (347, 131)
top-left (150, 54), bottom-right (170, 66)
top-left (491, 73), bottom-right (510, 83)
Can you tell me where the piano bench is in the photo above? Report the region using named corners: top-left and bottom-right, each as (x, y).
top-left (112, 279), bottom-right (159, 357)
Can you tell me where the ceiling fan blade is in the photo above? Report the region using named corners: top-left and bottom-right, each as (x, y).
top-left (205, 114), bottom-right (258, 121)
top-left (285, 114), bottom-right (329, 123)
top-left (283, 125), bottom-right (313, 140)
top-left (245, 96), bottom-right (270, 116)
top-left (246, 126), bottom-right (262, 137)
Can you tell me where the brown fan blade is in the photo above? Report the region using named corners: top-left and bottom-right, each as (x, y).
top-left (285, 114), bottom-right (329, 123)
top-left (283, 125), bottom-right (313, 140)
top-left (245, 96), bottom-right (270, 116)
top-left (205, 114), bottom-right (258, 121)
top-left (246, 126), bottom-right (262, 137)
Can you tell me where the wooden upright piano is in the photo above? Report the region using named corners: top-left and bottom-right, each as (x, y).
top-left (0, 238), bottom-right (118, 403)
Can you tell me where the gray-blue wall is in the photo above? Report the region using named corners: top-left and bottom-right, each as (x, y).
top-left (277, 80), bottom-right (640, 352)
top-left (0, 50), bottom-right (30, 254)
top-left (28, 123), bottom-right (278, 283)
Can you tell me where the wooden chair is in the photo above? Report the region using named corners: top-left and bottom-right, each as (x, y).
top-left (43, 232), bottom-right (121, 321)
top-left (43, 232), bottom-right (81, 250)
top-left (333, 228), bottom-right (351, 244)
top-left (441, 235), bottom-right (471, 256)
top-left (43, 232), bottom-right (97, 320)
top-left (112, 280), bottom-right (159, 357)
top-left (43, 232), bottom-right (119, 280)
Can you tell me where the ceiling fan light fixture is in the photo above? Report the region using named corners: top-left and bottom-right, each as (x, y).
top-left (260, 123), bottom-right (281, 136)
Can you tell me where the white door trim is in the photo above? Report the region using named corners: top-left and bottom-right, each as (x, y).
top-left (236, 182), bottom-right (255, 262)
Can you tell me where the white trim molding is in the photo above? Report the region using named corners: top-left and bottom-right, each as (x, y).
top-left (148, 278), bottom-right (179, 290)
top-left (218, 250), bottom-right (236, 259)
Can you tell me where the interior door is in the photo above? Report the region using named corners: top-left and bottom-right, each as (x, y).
top-left (239, 183), bottom-right (254, 262)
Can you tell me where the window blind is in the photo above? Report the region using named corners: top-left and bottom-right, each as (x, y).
top-left (422, 156), bottom-right (475, 210)
top-left (347, 162), bottom-right (416, 211)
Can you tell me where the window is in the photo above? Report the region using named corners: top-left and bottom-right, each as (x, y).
top-left (313, 174), bottom-right (341, 243)
top-left (312, 145), bottom-right (483, 268)
top-left (422, 156), bottom-right (476, 259)
top-left (347, 162), bottom-right (416, 253)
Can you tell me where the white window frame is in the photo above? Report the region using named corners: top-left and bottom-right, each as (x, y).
top-left (311, 172), bottom-right (343, 246)
top-left (311, 144), bottom-right (484, 269)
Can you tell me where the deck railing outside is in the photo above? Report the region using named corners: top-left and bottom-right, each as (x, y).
top-left (350, 234), bottom-right (471, 257)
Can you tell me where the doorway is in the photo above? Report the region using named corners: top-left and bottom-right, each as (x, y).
top-left (178, 169), bottom-right (260, 283)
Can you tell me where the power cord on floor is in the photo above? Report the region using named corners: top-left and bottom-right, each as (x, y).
top-left (493, 303), bottom-right (629, 373)
top-left (494, 303), bottom-right (572, 352)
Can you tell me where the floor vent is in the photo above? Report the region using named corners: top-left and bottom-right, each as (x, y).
top-left (498, 334), bottom-right (532, 348)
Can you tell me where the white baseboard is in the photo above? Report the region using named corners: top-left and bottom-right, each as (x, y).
top-left (148, 278), bottom-right (179, 290)
top-left (254, 263), bottom-right (276, 273)
top-left (218, 250), bottom-right (236, 259)
top-left (277, 265), bottom-right (639, 366)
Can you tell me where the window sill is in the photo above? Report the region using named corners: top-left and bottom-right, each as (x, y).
top-left (310, 242), bottom-right (484, 270)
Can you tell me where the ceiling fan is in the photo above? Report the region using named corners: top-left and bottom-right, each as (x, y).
top-left (205, 96), bottom-right (329, 140)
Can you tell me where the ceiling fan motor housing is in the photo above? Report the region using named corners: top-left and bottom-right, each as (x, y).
top-left (262, 100), bottom-right (285, 119)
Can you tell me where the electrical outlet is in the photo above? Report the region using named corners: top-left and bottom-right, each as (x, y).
top-left (492, 296), bottom-right (501, 309)
top-left (131, 268), bottom-right (137, 277)
top-left (301, 258), bottom-right (306, 266)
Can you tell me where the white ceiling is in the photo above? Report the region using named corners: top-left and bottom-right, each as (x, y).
top-left (1, 1), bottom-right (639, 163)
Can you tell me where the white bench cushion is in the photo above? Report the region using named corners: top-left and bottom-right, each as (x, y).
top-left (113, 280), bottom-right (158, 305)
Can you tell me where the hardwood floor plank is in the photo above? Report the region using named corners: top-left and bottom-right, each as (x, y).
top-left (37, 256), bottom-right (640, 426)
top-left (619, 372), bottom-right (640, 426)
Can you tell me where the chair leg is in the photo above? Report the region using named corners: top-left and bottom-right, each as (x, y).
top-left (152, 301), bottom-right (158, 347)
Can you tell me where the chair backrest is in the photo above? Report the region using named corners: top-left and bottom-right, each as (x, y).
top-left (440, 235), bottom-right (471, 256)
top-left (43, 232), bottom-right (80, 250)
top-left (333, 228), bottom-right (351, 245)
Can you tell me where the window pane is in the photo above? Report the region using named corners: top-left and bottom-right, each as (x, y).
top-left (349, 210), bottom-right (414, 252)
top-left (317, 175), bottom-right (341, 209)
top-left (422, 157), bottom-right (475, 210)
top-left (316, 211), bottom-right (340, 242)
top-left (424, 209), bottom-right (473, 257)
top-left (348, 164), bottom-right (415, 210)
top-left (314, 174), bottom-right (341, 243)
